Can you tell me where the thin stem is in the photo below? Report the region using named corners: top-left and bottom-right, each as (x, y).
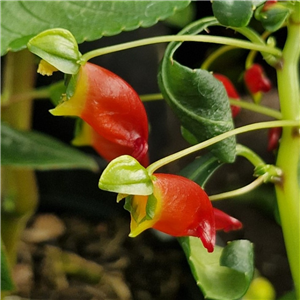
top-left (229, 99), bottom-right (282, 119)
top-left (1, 87), bottom-right (50, 107)
top-left (201, 45), bottom-right (237, 70)
top-left (80, 35), bottom-right (282, 63)
top-left (139, 93), bottom-right (282, 119)
top-left (209, 175), bottom-right (266, 201)
top-left (146, 120), bottom-right (298, 175)
top-left (235, 144), bottom-right (265, 167)
top-left (140, 93), bottom-right (164, 102)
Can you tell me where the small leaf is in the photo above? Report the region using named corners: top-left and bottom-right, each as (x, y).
top-left (255, 3), bottom-right (290, 32)
top-left (220, 240), bottom-right (254, 283)
top-left (1, 244), bottom-right (15, 292)
top-left (212, 0), bottom-right (254, 27)
top-left (98, 155), bottom-right (153, 195)
top-left (179, 237), bottom-right (254, 300)
top-left (1, 122), bottom-right (98, 171)
top-left (27, 28), bottom-right (81, 74)
top-left (158, 17), bottom-right (236, 163)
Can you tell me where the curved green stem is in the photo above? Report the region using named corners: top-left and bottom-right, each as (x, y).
top-left (80, 35), bottom-right (282, 63)
top-left (235, 144), bottom-right (265, 167)
top-left (146, 120), bottom-right (298, 175)
top-left (274, 3), bottom-right (300, 297)
top-left (201, 45), bottom-right (237, 70)
top-left (209, 175), bottom-right (266, 201)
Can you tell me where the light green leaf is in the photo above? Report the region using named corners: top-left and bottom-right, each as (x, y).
top-left (179, 237), bottom-right (254, 300)
top-left (27, 28), bottom-right (81, 74)
top-left (1, 243), bottom-right (15, 292)
top-left (1, 1), bottom-right (190, 56)
top-left (1, 122), bottom-right (98, 171)
top-left (98, 155), bottom-right (153, 195)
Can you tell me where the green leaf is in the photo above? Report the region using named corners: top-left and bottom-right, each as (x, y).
top-left (179, 237), bottom-right (254, 300)
top-left (1, 1), bottom-right (190, 56)
top-left (255, 3), bottom-right (291, 32)
top-left (212, 0), bottom-right (254, 27)
top-left (98, 155), bottom-right (153, 195)
top-left (179, 152), bottom-right (223, 188)
top-left (158, 17), bottom-right (236, 163)
top-left (1, 122), bottom-right (98, 171)
top-left (1, 244), bottom-right (15, 292)
top-left (27, 28), bottom-right (81, 74)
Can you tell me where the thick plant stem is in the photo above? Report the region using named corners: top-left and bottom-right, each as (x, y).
top-left (1, 50), bottom-right (38, 266)
top-left (275, 5), bottom-right (300, 298)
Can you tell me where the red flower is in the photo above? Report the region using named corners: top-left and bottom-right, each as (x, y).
top-left (213, 73), bottom-right (241, 117)
top-left (50, 62), bottom-right (149, 166)
top-left (128, 174), bottom-right (242, 252)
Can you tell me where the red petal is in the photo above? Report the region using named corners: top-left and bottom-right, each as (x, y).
top-left (213, 208), bottom-right (242, 232)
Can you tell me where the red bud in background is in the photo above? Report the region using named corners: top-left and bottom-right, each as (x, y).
top-left (50, 62), bottom-right (149, 166)
top-left (213, 73), bottom-right (241, 118)
top-left (244, 64), bottom-right (272, 94)
top-left (267, 127), bottom-right (282, 152)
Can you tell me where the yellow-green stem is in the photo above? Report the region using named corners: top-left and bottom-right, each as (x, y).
top-left (1, 50), bottom-right (39, 266)
top-left (275, 4), bottom-right (300, 297)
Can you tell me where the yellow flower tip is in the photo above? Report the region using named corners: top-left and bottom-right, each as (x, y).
top-left (37, 60), bottom-right (58, 76)
top-left (129, 218), bottom-right (156, 238)
top-left (49, 95), bottom-right (82, 117)
top-left (117, 193), bottom-right (128, 203)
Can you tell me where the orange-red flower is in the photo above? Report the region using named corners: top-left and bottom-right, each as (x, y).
top-left (50, 62), bottom-right (149, 166)
top-left (126, 173), bottom-right (242, 252)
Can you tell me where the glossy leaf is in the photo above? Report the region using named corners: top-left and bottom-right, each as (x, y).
top-left (98, 155), bottom-right (153, 195)
top-left (1, 1), bottom-right (190, 56)
top-left (158, 18), bottom-right (236, 163)
top-left (255, 3), bottom-right (290, 32)
top-left (212, 0), bottom-right (253, 27)
top-left (1, 244), bottom-right (15, 292)
top-left (1, 122), bottom-right (98, 171)
top-left (27, 28), bottom-right (81, 74)
top-left (179, 237), bottom-right (254, 300)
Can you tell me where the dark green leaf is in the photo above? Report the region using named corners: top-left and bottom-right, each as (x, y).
top-left (98, 155), bottom-right (153, 195)
top-left (1, 122), bottom-right (98, 171)
top-left (179, 152), bottom-right (223, 188)
top-left (158, 18), bottom-right (236, 163)
top-left (220, 240), bottom-right (254, 283)
top-left (27, 28), bottom-right (81, 74)
top-left (212, 0), bottom-right (253, 27)
top-left (278, 290), bottom-right (297, 300)
top-left (255, 3), bottom-right (290, 32)
top-left (1, 244), bottom-right (15, 292)
top-left (1, 1), bottom-right (190, 56)
top-left (179, 237), bottom-right (254, 300)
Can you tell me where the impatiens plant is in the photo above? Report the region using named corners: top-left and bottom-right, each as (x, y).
top-left (1, 1), bottom-right (299, 300)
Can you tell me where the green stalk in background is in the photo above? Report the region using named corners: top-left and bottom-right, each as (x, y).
top-left (275, 3), bottom-right (300, 298)
top-left (1, 50), bottom-right (39, 266)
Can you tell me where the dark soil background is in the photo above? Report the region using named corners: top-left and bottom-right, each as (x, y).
top-left (9, 2), bottom-right (294, 299)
